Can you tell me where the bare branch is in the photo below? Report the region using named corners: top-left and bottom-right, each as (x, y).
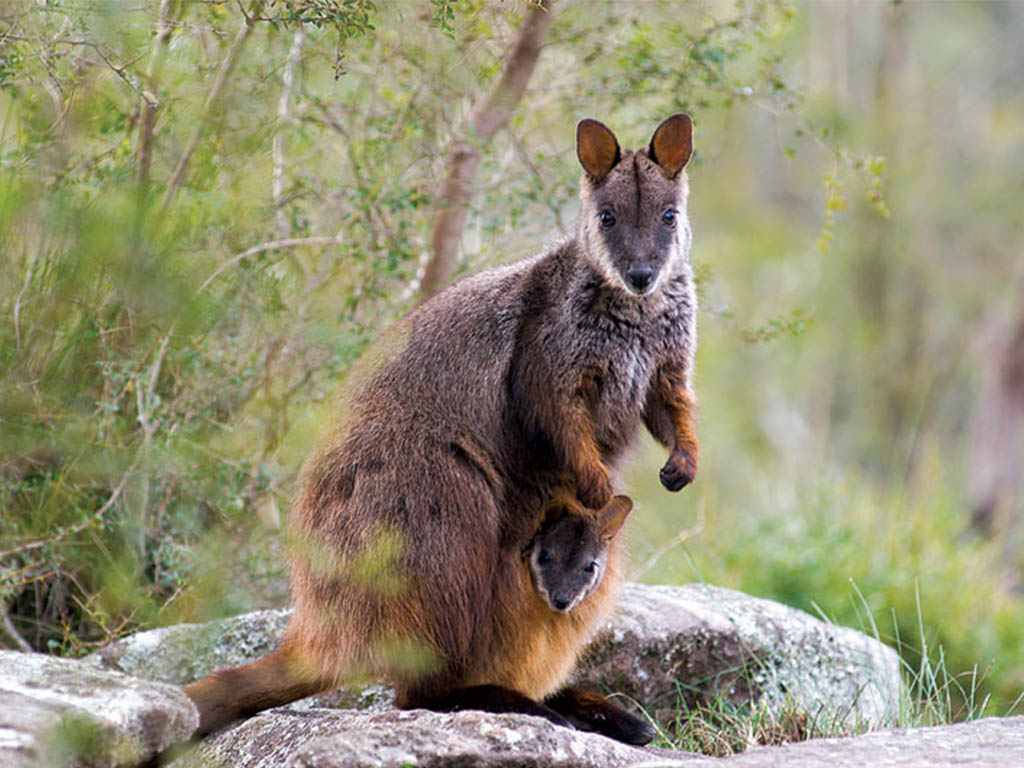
top-left (420, 0), bottom-right (557, 299)
top-left (968, 278), bottom-right (1024, 544)
top-left (130, 324), bottom-right (172, 558)
top-left (162, 0), bottom-right (265, 208)
top-left (198, 235), bottom-right (342, 294)
top-left (13, 254), bottom-right (35, 352)
top-left (0, 472), bottom-right (132, 560)
top-left (147, 330), bottom-right (172, 406)
top-left (630, 499), bottom-right (706, 581)
top-left (89, 45), bottom-right (149, 99)
top-left (273, 26), bottom-right (306, 240)
top-left (0, 607), bottom-right (33, 653)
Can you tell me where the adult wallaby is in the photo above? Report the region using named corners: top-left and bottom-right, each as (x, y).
top-left (184, 114), bottom-right (697, 743)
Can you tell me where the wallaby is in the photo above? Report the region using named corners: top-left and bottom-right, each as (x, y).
top-left (525, 492), bottom-right (630, 615)
top-left (183, 114), bottom-right (697, 745)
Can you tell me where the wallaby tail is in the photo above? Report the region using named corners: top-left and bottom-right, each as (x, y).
top-left (183, 646), bottom-right (329, 736)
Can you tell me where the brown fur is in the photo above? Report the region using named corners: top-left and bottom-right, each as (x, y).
top-left (183, 116), bottom-right (697, 745)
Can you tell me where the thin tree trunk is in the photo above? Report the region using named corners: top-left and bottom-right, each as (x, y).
top-left (273, 27), bottom-right (305, 240)
top-left (420, 0), bottom-right (556, 299)
top-left (162, 1), bottom-right (264, 209)
top-left (136, 0), bottom-right (178, 189)
top-left (969, 286), bottom-right (1024, 549)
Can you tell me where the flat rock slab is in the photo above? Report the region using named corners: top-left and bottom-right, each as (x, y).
top-left (0, 649), bottom-right (198, 768)
top-left (171, 710), bottom-right (1024, 768)
top-left (169, 708), bottom-right (711, 768)
top-left (728, 715), bottom-right (1024, 767)
top-left (90, 583), bottom-right (903, 729)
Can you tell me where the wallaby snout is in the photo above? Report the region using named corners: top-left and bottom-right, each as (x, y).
top-left (625, 263), bottom-right (655, 293)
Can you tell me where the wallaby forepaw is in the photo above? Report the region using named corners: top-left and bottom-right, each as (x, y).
top-left (576, 467), bottom-right (613, 510)
top-left (659, 449), bottom-right (695, 491)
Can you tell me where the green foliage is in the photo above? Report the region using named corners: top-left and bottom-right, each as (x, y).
top-left (0, 0), bottom-right (406, 650)
top-left (269, 0), bottom-right (377, 76)
top-left (430, 0), bottom-right (459, 38)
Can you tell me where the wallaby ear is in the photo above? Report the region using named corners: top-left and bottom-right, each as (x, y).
top-left (577, 118), bottom-right (621, 181)
top-left (648, 113), bottom-right (693, 178)
top-left (599, 495), bottom-right (633, 541)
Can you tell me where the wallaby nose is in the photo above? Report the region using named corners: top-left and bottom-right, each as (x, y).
top-left (626, 263), bottom-right (654, 292)
top-left (552, 594), bottom-right (571, 611)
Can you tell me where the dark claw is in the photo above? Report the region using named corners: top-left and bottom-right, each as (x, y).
top-left (544, 710), bottom-right (574, 730)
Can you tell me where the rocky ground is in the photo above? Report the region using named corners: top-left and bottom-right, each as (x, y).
top-left (3, 582), bottom-right (1020, 767)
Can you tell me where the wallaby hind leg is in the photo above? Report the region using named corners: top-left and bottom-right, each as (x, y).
top-left (183, 647), bottom-right (330, 737)
top-left (403, 684), bottom-right (572, 729)
top-left (544, 686), bottom-right (655, 745)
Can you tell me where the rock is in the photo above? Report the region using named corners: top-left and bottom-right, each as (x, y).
top-left (86, 608), bottom-right (292, 687)
top-left (169, 708), bottom-right (710, 768)
top-left (90, 583), bottom-right (902, 731)
top-left (85, 607), bottom-right (394, 713)
top-left (726, 716), bottom-right (1024, 767)
top-left (0, 649), bottom-right (198, 768)
top-left (576, 583), bottom-right (902, 730)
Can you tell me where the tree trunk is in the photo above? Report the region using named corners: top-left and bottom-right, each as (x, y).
top-left (136, 0), bottom-right (179, 189)
top-left (969, 287), bottom-right (1024, 553)
top-left (273, 27), bottom-right (305, 240)
top-left (420, 0), bottom-right (556, 299)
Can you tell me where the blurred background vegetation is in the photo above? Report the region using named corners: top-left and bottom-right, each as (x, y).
top-left (1, 0), bottom-right (1022, 726)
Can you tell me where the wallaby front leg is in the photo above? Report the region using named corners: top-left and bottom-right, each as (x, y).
top-left (645, 364), bottom-right (698, 492)
top-left (551, 404), bottom-right (613, 510)
top-left (514, 357), bottom-right (612, 509)
top-left (544, 686), bottom-right (655, 745)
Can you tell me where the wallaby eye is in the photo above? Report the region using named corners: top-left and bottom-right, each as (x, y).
top-left (598, 211), bottom-right (616, 229)
top-left (537, 550), bottom-right (551, 565)
top-left (662, 209), bottom-right (677, 228)
top-left (583, 560), bottom-right (598, 574)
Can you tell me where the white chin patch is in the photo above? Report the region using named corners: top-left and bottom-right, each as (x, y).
top-left (621, 274), bottom-right (663, 297)
top-left (592, 242), bottom-right (631, 293)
